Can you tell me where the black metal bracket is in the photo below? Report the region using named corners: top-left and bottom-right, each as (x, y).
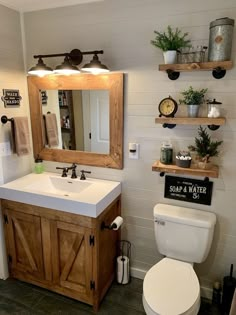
top-left (212, 67), bottom-right (226, 79)
top-left (166, 69), bottom-right (180, 80)
top-left (208, 124), bottom-right (220, 131)
top-left (162, 123), bottom-right (176, 129)
top-left (1, 115), bottom-right (14, 124)
top-left (160, 172), bottom-right (210, 183)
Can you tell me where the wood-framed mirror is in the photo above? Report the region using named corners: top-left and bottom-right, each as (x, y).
top-left (27, 73), bottom-right (123, 169)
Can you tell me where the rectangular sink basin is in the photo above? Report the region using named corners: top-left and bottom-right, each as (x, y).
top-left (24, 176), bottom-right (92, 197)
top-left (0, 172), bottom-right (121, 217)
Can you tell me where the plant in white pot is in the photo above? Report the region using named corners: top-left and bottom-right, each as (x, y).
top-left (179, 86), bottom-right (208, 117)
top-left (151, 25), bottom-right (191, 64)
top-left (188, 126), bottom-right (223, 169)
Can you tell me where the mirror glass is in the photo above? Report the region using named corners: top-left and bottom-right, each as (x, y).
top-left (41, 89), bottom-right (109, 154)
top-left (28, 73), bottom-right (124, 169)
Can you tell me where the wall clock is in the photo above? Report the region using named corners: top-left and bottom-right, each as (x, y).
top-left (158, 96), bottom-right (178, 117)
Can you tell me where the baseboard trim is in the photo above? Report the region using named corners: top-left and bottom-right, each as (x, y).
top-left (130, 266), bottom-right (213, 300)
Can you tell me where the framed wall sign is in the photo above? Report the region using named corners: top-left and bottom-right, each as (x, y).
top-left (1, 89), bottom-right (22, 107)
top-left (41, 90), bottom-right (48, 105)
top-left (165, 175), bottom-right (213, 205)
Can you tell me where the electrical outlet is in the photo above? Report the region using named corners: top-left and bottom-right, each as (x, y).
top-left (0, 142), bottom-right (12, 156)
top-left (5, 142), bottom-right (11, 156)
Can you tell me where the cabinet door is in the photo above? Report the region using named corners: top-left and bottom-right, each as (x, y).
top-left (51, 221), bottom-right (93, 303)
top-left (3, 209), bottom-right (44, 280)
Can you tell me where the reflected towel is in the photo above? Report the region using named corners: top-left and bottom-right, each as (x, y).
top-left (42, 116), bottom-right (47, 147)
top-left (12, 117), bottom-right (31, 156)
top-left (44, 113), bottom-right (59, 147)
top-left (230, 289), bottom-right (236, 315)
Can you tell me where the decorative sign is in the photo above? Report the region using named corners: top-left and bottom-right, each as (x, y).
top-left (165, 175), bottom-right (213, 206)
top-left (1, 89), bottom-right (22, 107)
top-left (41, 90), bottom-right (48, 105)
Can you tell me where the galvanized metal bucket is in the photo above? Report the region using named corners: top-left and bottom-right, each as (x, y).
top-left (208, 17), bottom-right (234, 61)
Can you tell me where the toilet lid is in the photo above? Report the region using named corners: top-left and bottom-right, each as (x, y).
top-left (143, 258), bottom-right (199, 315)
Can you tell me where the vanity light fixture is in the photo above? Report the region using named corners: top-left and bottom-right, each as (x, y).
top-left (54, 56), bottom-right (80, 75)
top-left (28, 57), bottom-right (53, 77)
top-left (28, 49), bottom-right (110, 76)
top-left (81, 53), bottom-right (109, 74)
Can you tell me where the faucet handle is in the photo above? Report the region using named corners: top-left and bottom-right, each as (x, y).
top-left (56, 167), bottom-right (68, 177)
top-left (80, 170), bottom-right (91, 180)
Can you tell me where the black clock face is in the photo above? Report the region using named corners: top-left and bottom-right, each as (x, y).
top-left (158, 97), bottom-right (178, 117)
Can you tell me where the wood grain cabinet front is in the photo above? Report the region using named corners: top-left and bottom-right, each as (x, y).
top-left (3, 209), bottom-right (44, 281)
top-left (1, 196), bottom-right (121, 312)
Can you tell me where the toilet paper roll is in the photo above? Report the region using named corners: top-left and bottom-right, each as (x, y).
top-left (110, 216), bottom-right (123, 230)
top-left (117, 256), bottom-right (130, 284)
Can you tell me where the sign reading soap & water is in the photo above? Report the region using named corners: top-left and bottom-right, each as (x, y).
top-left (165, 175), bottom-right (213, 205)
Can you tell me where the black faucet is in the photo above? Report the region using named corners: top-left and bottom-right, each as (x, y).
top-left (68, 163), bottom-right (77, 179)
top-left (80, 170), bottom-right (91, 180)
top-left (56, 166), bottom-right (69, 177)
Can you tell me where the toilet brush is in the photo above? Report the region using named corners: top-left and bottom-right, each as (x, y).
top-left (222, 264), bottom-right (236, 314)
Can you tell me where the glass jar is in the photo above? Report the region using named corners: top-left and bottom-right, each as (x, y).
top-left (207, 99), bottom-right (221, 118)
top-left (160, 142), bottom-right (173, 164)
top-left (34, 155), bottom-right (44, 174)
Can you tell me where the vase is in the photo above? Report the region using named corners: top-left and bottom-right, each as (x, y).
top-left (163, 51), bottom-right (177, 64)
top-left (187, 104), bottom-right (200, 117)
top-left (198, 161), bottom-right (213, 170)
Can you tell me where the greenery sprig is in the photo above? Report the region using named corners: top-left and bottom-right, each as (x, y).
top-left (188, 126), bottom-right (223, 162)
top-left (151, 25), bottom-right (191, 52)
top-left (179, 86), bottom-right (207, 105)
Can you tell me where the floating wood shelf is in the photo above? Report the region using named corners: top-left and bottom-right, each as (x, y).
top-left (159, 61), bottom-right (233, 80)
top-left (155, 117), bottom-right (226, 126)
top-left (152, 160), bottom-right (219, 178)
top-left (159, 61), bottom-right (233, 72)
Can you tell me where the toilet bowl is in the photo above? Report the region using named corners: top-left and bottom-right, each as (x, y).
top-left (143, 258), bottom-right (200, 315)
top-left (142, 204), bottom-right (216, 315)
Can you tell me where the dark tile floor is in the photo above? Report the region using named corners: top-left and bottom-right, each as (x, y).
top-left (0, 277), bottom-right (221, 314)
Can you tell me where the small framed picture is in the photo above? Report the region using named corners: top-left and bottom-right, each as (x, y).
top-left (41, 90), bottom-right (48, 105)
top-left (1, 89), bottom-right (22, 107)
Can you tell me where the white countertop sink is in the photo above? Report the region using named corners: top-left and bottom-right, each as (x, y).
top-left (0, 172), bottom-right (121, 218)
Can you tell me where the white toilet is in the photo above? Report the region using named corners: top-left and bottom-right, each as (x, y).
top-left (143, 203), bottom-right (216, 315)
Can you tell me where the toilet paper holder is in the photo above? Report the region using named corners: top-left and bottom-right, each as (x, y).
top-left (101, 216), bottom-right (123, 230)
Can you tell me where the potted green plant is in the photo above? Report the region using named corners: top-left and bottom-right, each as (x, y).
top-left (179, 86), bottom-right (207, 117)
top-left (188, 126), bottom-right (223, 169)
top-left (151, 25), bottom-right (191, 64)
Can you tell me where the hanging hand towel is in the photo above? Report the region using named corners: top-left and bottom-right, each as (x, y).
top-left (230, 289), bottom-right (236, 315)
top-left (12, 117), bottom-right (31, 156)
top-left (44, 113), bottom-right (59, 147)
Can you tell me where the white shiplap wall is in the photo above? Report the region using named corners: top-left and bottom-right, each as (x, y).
top-left (0, 5), bottom-right (32, 279)
top-left (23, 0), bottom-right (236, 291)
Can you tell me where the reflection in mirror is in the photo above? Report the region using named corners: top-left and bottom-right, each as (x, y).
top-left (28, 73), bottom-right (123, 169)
top-left (41, 90), bottom-right (109, 154)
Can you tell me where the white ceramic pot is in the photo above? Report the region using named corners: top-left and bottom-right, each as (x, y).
top-left (163, 50), bottom-right (177, 64)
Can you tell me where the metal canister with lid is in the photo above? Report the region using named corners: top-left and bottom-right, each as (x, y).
top-left (208, 17), bottom-right (234, 61)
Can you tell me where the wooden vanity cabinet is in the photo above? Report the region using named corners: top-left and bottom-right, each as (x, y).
top-left (1, 196), bottom-right (121, 311)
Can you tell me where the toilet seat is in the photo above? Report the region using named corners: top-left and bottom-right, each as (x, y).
top-left (143, 258), bottom-right (200, 315)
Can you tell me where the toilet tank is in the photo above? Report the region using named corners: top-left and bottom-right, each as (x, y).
top-left (154, 204), bottom-right (216, 263)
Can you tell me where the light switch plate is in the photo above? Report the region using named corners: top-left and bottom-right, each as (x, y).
top-left (129, 143), bottom-right (139, 159)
